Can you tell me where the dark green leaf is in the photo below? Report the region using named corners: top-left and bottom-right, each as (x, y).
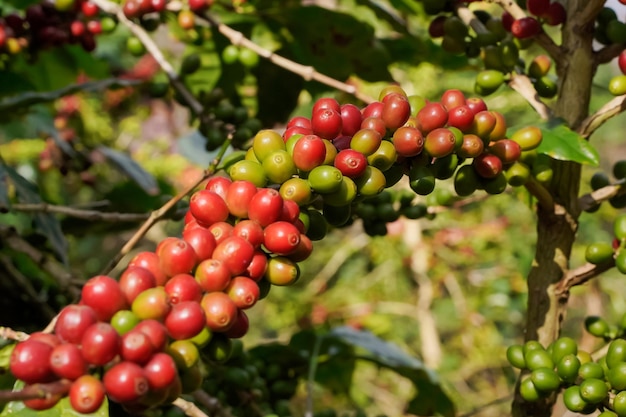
top-left (2, 162), bottom-right (69, 264)
top-left (535, 119), bottom-right (600, 166)
top-left (0, 71), bottom-right (36, 97)
top-left (330, 326), bottom-right (455, 417)
top-left (1, 0), bottom-right (40, 10)
top-left (96, 147), bottom-right (159, 196)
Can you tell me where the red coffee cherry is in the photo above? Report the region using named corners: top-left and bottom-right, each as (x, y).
top-left (165, 300), bottom-right (206, 340)
top-left (416, 102), bottom-right (448, 133)
top-left (120, 329), bottom-right (155, 364)
top-left (103, 361), bottom-right (149, 404)
top-left (233, 219), bottom-right (265, 248)
top-left (50, 343), bottom-right (88, 380)
top-left (81, 275), bottom-right (127, 322)
top-left (212, 236), bottom-right (255, 276)
top-left (189, 190), bottom-right (229, 227)
top-left (392, 126), bottom-right (424, 157)
top-left (312, 97), bottom-right (341, 115)
top-left (195, 258), bottom-right (232, 292)
top-left (81, 322), bottom-right (121, 366)
top-left (311, 108), bottom-right (342, 140)
top-left (381, 93), bottom-right (411, 130)
top-left (473, 153), bottom-right (504, 178)
top-left (10, 340), bottom-right (54, 384)
top-left (128, 251), bottom-right (168, 286)
top-left (134, 319), bottom-right (168, 352)
top-left (144, 352), bottom-right (178, 391)
top-left (182, 227), bottom-right (217, 261)
top-left (69, 375), bottom-right (106, 414)
top-left (208, 221), bottom-right (234, 245)
top-left (226, 276), bottom-right (260, 309)
top-left (225, 180), bottom-right (258, 218)
top-left (263, 221), bottom-right (301, 255)
top-left (248, 188), bottom-right (284, 227)
top-left (164, 273), bottom-right (202, 304)
top-left (158, 238), bottom-right (198, 277)
top-left (119, 266), bottom-right (157, 305)
top-left (201, 292), bottom-right (238, 332)
top-left (334, 149), bottom-right (368, 178)
top-left (54, 304), bottom-right (98, 344)
top-left (511, 17), bottom-right (541, 39)
top-left (292, 134), bottom-right (327, 172)
top-left (204, 176), bottom-right (232, 199)
top-left (340, 103), bottom-right (363, 136)
top-left (223, 309), bottom-right (249, 339)
top-left (440, 89), bottom-right (466, 110)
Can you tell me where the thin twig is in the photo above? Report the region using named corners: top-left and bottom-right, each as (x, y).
top-left (0, 226), bottom-right (80, 298)
top-left (0, 380), bottom-right (72, 402)
top-left (455, 5), bottom-right (488, 35)
top-left (579, 95), bottom-right (626, 139)
top-left (198, 12), bottom-right (376, 104)
top-left (508, 73), bottom-right (552, 120)
top-left (90, 0), bottom-right (204, 116)
top-left (192, 390), bottom-right (235, 417)
top-left (579, 182), bottom-right (625, 212)
top-left (100, 138), bottom-right (232, 275)
top-left (173, 397), bottom-right (211, 417)
top-left (595, 43), bottom-right (626, 66)
top-left (556, 260), bottom-right (616, 296)
top-left (0, 327), bottom-right (29, 341)
top-left (9, 203), bottom-right (185, 223)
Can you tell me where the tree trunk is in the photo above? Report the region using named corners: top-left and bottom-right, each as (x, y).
top-left (511, 1), bottom-right (602, 416)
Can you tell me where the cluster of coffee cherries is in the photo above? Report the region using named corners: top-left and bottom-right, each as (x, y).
top-left (508, 313), bottom-right (626, 416)
top-left (9, 176), bottom-right (313, 414)
top-left (585, 213), bottom-right (626, 275)
top-left (226, 87), bottom-right (541, 236)
top-left (424, 0), bottom-right (565, 98)
top-left (0, 0), bottom-right (108, 56)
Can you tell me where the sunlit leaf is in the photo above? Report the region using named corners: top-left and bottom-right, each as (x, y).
top-left (535, 119), bottom-right (600, 166)
top-left (96, 146), bottom-right (159, 196)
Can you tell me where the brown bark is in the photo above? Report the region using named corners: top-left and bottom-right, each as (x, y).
top-left (511, 1), bottom-right (604, 416)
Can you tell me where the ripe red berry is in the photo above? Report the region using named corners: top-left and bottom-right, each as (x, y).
top-left (416, 102), bottom-right (448, 133)
top-left (334, 149), bottom-right (368, 178)
top-left (81, 275), bottom-right (128, 321)
top-left (287, 116), bottom-right (312, 130)
top-left (225, 180), bottom-right (258, 218)
top-left (440, 89), bottom-right (466, 110)
top-left (158, 238), bottom-right (198, 278)
top-left (189, 190), bottom-right (229, 227)
top-left (103, 361), bottom-right (149, 404)
top-left (287, 233), bottom-right (314, 262)
top-left (361, 101), bottom-right (383, 119)
top-left (618, 50), bottom-right (626, 75)
top-left (119, 266), bottom-right (157, 305)
top-left (381, 93), bottom-right (411, 130)
top-left (312, 97), bottom-right (341, 115)
top-left (511, 17), bottom-right (541, 39)
top-left (195, 258), bottom-right (232, 292)
top-left (134, 319), bottom-right (168, 351)
top-left (55, 304), bottom-right (98, 344)
top-left (70, 21), bottom-right (86, 38)
top-left (248, 188), bottom-right (284, 227)
top-left (360, 116), bottom-right (387, 138)
top-left (340, 104), bottom-right (362, 136)
top-left (225, 276), bottom-right (260, 309)
top-left (526, 0), bottom-right (550, 16)
top-left (128, 251), bottom-right (168, 286)
top-left (164, 273), bottom-right (202, 304)
top-left (10, 340), bottom-right (54, 384)
top-left (24, 391), bottom-right (63, 411)
top-left (447, 105), bottom-right (475, 132)
top-left (212, 236), bottom-right (255, 276)
top-left (246, 250), bottom-right (268, 281)
top-left (81, 322), bottom-right (121, 366)
top-left (292, 134), bottom-right (327, 171)
top-left (473, 153), bottom-right (504, 178)
top-left (424, 127), bottom-right (457, 158)
top-left (311, 108), bottom-right (342, 140)
top-left (81, 1), bottom-right (99, 17)
top-left (69, 375), bottom-right (106, 414)
top-left (143, 352), bottom-right (178, 390)
top-left (165, 300), bottom-right (206, 340)
top-left (543, 2), bottom-right (566, 26)
top-left (208, 221), bottom-right (234, 245)
top-left (465, 97), bottom-right (488, 115)
top-left (204, 175), bottom-right (232, 199)
top-left (120, 329), bottom-right (155, 364)
top-left (29, 332), bottom-right (61, 348)
top-left (50, 343), bottom-right (87, 380)
top-left (182, 227), bottom-right (217, 261)
top-left (201, 292), bottom-right (238, 332)
top-left (263, 221), bottom-right (301, 255)
top-left (233, 219), bottom-right (265, 248)
top-left (391, 126), bottom-right (424, 157)
top-left (189, 0), bottom-right (210, 11)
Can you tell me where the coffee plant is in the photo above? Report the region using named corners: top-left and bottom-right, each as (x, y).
top-left (1, 0), bottom-right (626, 416)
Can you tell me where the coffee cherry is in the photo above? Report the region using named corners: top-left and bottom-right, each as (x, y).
top-left (50, 343), bottom-right (87, 380)
top-left (416, 102), bottom-right (448, 133)
top-left (519, 377), bottom-right (541, 401)
top-left (132, 287), bottom-right (171, 321)
top-left (447, 105), bottom-right (474, 132)
top-left (81, 322), bottom-right (121, 366)
top-left (201, 292), bottom-right (238, 332)
top-left (67, 374), bottom-right (105, 414)
top-left (526, 0), bottom-right (550, 17)
top-left (103, 361), bottom-right (149, 404)
top-left (340, 104), bottom-right (362, 136)
top-left (291, 134), bottom-right (327, 172)
top-left (134, 319), bottom-right (168, 352)
top-left (81, 275), bottom-right (127, 322)
top-left (248, 188), bottom-right (283, 227)
top-left (208, 221), bottom-right (234, 245)
top-left (119, 266), bottom-right (157, 305)
top-left (489, 139), bottom-right (521, 164)
top-left (264, 256), bottom-right (300, 286)
top-left (225, 180), bottom-right (258, 218)
top-left (226, 276), bottom-right (260, 309)
top-left (333, 149), bottom-right (368, 178)
top-left (511, 17), bottom-right (541, 39)
top-left (424, 128), bottom-right (456, 158)
top-left (308, 165), bottom-right (344, 194)
top-left (190, 190), bottom-right (229, 227)
top-left (164, 273), bottom-right (202, 304)
top-left (10, 340), bottom-right (54, 384)
top-left (224, 309), bottom-right (249, 339)
top-left (55, 304), bottom-right (98, 344)
top-left (182, 227), bottom-right (217, 262)
top-left (144, 352), bottom-right (178, 391)
top-left (195, 259), bottom-right (232, 292)
top-left (212, 236), bottom-right (255, 276)
top-left (120, 329), bottom-right (155, 364)
top-left (544, 2), bottom-right (566, 26)
top-left (24, 390), bottom-right (63, 411)
top-left (129, 251), bottom-right (168, 286)
top-left (585, 242), bottom-right (614, 265)
top-left (392, 126), bottom-right (424, 157)
top-left (381, 93), bottom-right (411, 130)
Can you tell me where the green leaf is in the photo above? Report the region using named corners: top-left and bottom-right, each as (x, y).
top-left (0, 163), bottom-right (11, 212)
top-left (2, 162), bottom-right (69, 265)
top-left (534, 119), bottom-right (600, 166)
top-left (96, 146), bottom-right (159, 196)
top-left (329, 326), bottom-right (455, 417)
top-left (0, 71), bottom-right (36, 98)
top-left (1, 0), bottom-right (40, 10)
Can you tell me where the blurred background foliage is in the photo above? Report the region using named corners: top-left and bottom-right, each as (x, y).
top-left (1, 0), bottom-right (625, 416)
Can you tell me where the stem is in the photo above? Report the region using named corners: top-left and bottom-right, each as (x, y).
top-left (304, 334), bottom-right (323, 417)
top-left (0, 380), bottom-right (72, 402)
top-left (100, 139), bottom-right (232, 275)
